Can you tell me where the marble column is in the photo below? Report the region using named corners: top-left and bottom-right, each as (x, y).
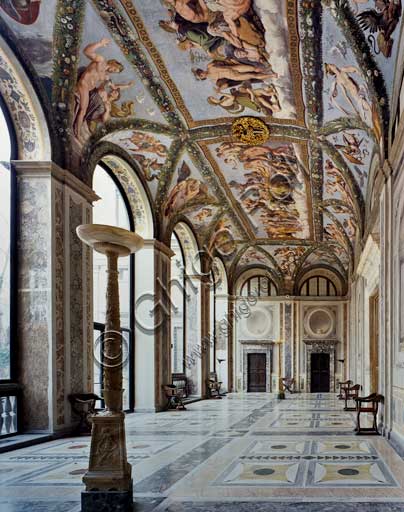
top-left (200, 273), bottom-right (211, 398)
top-left (13, 161), bottom-right (98, 433)
top-left (227, 296), bottom-right (236, 392)
top-left (78, 224), bottom-right (143, 512)
top-left (134, 240), bottom-right (174, 412)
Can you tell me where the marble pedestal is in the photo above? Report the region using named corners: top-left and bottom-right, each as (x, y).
top-left (77, 224), bottom-right (143, 512)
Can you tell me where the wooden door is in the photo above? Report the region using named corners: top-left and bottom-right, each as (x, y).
top-left (247, 353), bottom-right (266, 392)
top-left (310, 353), bottom-right (330, 392)
top-left (369, 292), bottom-right (379, 393)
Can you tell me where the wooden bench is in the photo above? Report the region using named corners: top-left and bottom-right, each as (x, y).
top-left (281, 377), bottom-right (295, 394)
top-left (354, 393), bottom-right (383, 435)
top-left (163, 384), bottom-right (186, 410)
top-left (172, 373), bottom-right (189, 398)
top-left (337, 379), bottom-right (353, 400)
top-left (68, 393), bottom-right (101, 433)
top-left (207, 372), bottom-right (222, 399)
top-left (343, 383), bottom-right (360, 411)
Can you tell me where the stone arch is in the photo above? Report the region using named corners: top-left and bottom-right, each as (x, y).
top-left (0, 35), bottom-right (51, 161)
top-left (172, 221), bottom-right (201, 276)
top-left (93, 154), bottom-right (154, 240)
top-left (235, 266), bottom-right (282, 297)
top-left (295, 266), bottom-right (346, 297)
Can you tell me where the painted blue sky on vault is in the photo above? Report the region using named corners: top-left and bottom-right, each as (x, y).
top-left (322, 9), bottom-right (374, 126)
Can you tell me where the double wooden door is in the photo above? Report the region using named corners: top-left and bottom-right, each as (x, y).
top-left (247, 353), bottom-right (266, 392)
top-left (310, 353), bottom-right (330, 392)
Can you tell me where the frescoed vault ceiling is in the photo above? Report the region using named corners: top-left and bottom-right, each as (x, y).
top-left (1, 0), bottom-right (402, 287)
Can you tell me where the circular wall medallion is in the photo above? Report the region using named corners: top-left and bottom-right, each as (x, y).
top-left (305, 308), bottom-right (334, 338)
top-left (232, 117), bottom-right (270, 145)
top-left (243, 307), bottom-right (273, 337)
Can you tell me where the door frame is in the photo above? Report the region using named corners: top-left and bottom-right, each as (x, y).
top-left (242, 345), bottom-right (272, 392)
top-left (304, 340), bottom-right (337, 392)
top-left (310, 352), bottom-right (331, 393)
top-left (247, 353), bottom-right (267, 392)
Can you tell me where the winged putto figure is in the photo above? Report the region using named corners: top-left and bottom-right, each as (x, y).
top-left (357, 0), bottom-right (402, 58)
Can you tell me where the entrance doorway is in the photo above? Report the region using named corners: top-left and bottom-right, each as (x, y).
top-left (310, 353), bottom-right (330, 392)
top-left (247, 353), bottom-right (266, 392)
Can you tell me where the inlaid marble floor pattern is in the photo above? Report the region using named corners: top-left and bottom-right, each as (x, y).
top-left (2, 393), bottom-right (404, 511)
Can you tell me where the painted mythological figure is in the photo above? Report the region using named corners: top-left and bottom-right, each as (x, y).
top-left (357, 0), bottom-right (402, 58)
top-left (0, 0), bottom-right (40, 25)
top-left (216, 141), bottom-right (303, 238)
top-left (159, 0), bottom-right (280, 116)
top-left (73, 39), bottom-right (135, 143)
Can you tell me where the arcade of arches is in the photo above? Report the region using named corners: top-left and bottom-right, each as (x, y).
top-left (2, 1), bottom-right (404, 511)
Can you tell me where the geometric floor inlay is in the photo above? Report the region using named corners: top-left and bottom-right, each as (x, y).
top-left (1, 393), bottom-right (404, 511)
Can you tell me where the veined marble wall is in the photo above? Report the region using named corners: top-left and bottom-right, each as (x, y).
top-left (14, 162), bottom-right (97, 433)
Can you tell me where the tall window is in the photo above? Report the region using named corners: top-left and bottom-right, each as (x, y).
top-left (171, 233), bottom-right (186, 374)
top-left (93, 164), bottom-right (134, 411)
top-left (299, 276), bottom-right (337, 297)
top-left (240, 276), bottom-right (278, 297)
top-left (0, 104), bottom-right (14, 381)
top-left (209, 271), bottom-right (216, 373)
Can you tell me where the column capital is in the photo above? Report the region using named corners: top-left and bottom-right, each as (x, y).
top-left (12, 160), bottom-right (99, 204)
top-left (142, 239), bottom-right (175, 259)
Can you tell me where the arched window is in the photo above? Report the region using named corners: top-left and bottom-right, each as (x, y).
top-left (210, 271), bottom-right (216, 373)
top-left (170, 232), bottom-right (186, 375)
top-left (299, 276), bottom-right (337, 297)
top-left (240, 276), bottom-right (278, 297)
top-left (0, 101), bottom-right (15, 383)
top-left (93, 164), bottom-right (134, 411)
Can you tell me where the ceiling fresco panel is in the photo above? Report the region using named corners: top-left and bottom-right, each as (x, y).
top-left (121, 0), bottom-right (305, 127)
top-left (200, 137), bottom-right (313, 241)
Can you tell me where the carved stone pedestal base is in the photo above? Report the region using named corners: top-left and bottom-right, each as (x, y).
top-left (82, 413), bottom-right (133, 511)
top-left (81, 487), bottom-right (133, 512)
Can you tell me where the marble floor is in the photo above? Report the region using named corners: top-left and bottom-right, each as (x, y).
top-left (1, 393), bottom-right (404, 511)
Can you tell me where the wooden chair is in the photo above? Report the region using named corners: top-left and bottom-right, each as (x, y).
top-left (207, 372), bottom-right (222, 399)
top-left (172, 373), bottom-right (189, 398)
top-left (281, 377), bottom-right (295, 394)
top-left (343, 384), bottom-right (360, 411)
top-left (337, 379), bottom-right (353, 400)
top-left (354, 393), bottom-right (383, 435)
top-left (163, 384), bottom-right (186, 410)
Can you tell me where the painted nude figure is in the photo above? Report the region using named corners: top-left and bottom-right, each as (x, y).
top-left (325, 63), bottom-right (371, 121)
top-left (192, 61), bottom-right (277, 89)
top-left (74, 38), bottom-right (124, 141)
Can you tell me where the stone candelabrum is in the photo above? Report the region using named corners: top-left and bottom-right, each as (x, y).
top-left (77, 224), bottom-right (144, 512)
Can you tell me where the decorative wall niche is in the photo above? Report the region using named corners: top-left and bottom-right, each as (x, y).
top-left (303, 306), bottom-right (337, 339)
top-left (238, 303), bottom-right (279, 341)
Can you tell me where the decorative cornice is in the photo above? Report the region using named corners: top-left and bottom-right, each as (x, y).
top-left (12, 160), bottom-right (99, 203)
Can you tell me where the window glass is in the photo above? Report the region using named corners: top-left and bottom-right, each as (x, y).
top-left (0, 106), bottom-right (12, 380)
top-left (171, 233), bottom-right (185, 374)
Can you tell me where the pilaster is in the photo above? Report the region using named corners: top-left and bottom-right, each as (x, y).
top-left (13, 161), bottom-right (98, 433)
